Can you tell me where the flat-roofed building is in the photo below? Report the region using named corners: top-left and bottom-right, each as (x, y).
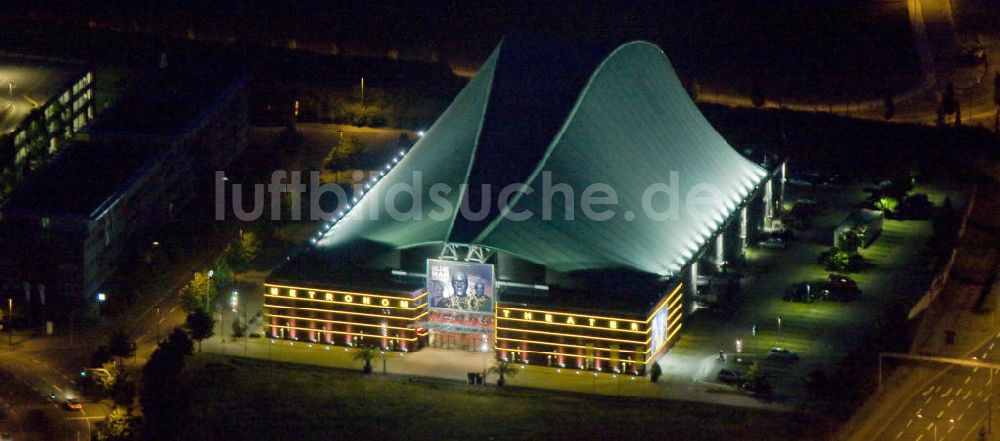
top-left (0, 60), bottom-right (248, 314)
top-left (0, 54), bottom-right (95, 199)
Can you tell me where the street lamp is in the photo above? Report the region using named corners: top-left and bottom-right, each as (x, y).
top-left (916, 412), bottom-right (954, 441)
top-left (205, 270), bottom-right (214, 312)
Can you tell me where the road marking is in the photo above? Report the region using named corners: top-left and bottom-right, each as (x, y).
top-left (927, 422), bottom-right (935, 430)
top-left (943, 387), bottom-right (953, 397)
top-left (907, 418), bottom-right (914, 428)
top-left (957, 413), bottom-right (964, 422)
top-left (990, 342), bottom-right (995, 351)
top-left (947, 398), bottom-right (954, 407)
top-left (52, 385), bottom-right (61, 392)
top-left (158, 318), bottom-right (165, 324)
top-left (965, 376), bottom-right (972, 384)
top-left (926, 396), bottom-right (933, 404)
top-left (895, 430), bottom-right (903, 439)
top-left (924, 386), bottom-right (934, 396)
top-left (969, 401), bottom-right (975, 409)
top-left (915, 433), bottom-right (924, 441)
top-left (965, 390), bottom-right (972, 400)
top-left (937, 410), bottom-right (943, 418)
top-left (169, 306), bottom-right (177, 313)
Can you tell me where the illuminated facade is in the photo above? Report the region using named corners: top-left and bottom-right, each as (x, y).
top-left (263, 284), bottom-right (428, 351)
top-left (263, 35), bottom-right (783, 375)
top-left (495, 284), bottom-right (682, 374)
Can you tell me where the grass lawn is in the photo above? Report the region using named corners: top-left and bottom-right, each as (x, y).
top-left (179, 354), bottom-right (818, 441)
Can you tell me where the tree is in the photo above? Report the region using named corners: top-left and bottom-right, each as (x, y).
top-left (323, 135), bottom-right (364, 181)
top-left (688, 79), bottom-right (701, 102)
top-left (650, 362), bottom-right (662, 383)
top-left (352, 345), bottom-right (383, 375)
top-left (91, 344), bottom-right (113, 368)
top-left (839, 224), bottom-right (867, 255)
top-left (993, 72), bottom-right (1000, 132)
top-left (882, 92), bottom-right (895, 121)
top-left (743, 361), bottom-right (771, 396)
top-left (940, 82), bottom-right (958, 123)
top-left (108, 371), bottom-right (136, 407)
top-left (750, 82), bottom-right (766, 108)
top-left (180, 271), bottom-right (216, 313)
top-left (94, 405), bottom-right (136, 441)
top-left (185, 309), bottom-right (215, 352)
top-left (874, 196), bottom-right (899, 214)
top-left (231, 317), bottom-right (247, 338)
top-left (237, 231), bottom-right (262, 265)
top-left (161, 327), bottom-right (194, 357)
top-left (108, 330), bottom-right (137, 371)
top-left (277, 123), bottom-right (302, 151)
top-left (488, 358), bottom-right (521, 387)
top-left (141, 328), bottom-right (192, 431)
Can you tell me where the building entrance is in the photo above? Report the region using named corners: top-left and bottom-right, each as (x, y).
top-left (427, 328), bottom-right (492, 352)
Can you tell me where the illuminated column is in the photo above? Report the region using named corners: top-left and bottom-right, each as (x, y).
top-left (685, 261), bottom-right (698, 297)
top-left (740, 207), bottom-right (748, 253)
top-left (763, 179), bottom-right (774, 229)
top-left (714, 235), bottom-right (725, 272)
top-left (779, 162), bottom-right (787, 209)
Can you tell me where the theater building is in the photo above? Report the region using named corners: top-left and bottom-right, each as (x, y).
top-left (263, 35), bottom-right (784, 374)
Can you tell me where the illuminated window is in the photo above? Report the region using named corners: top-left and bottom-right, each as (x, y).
top-left (269, 287), bottom-right (279, 295)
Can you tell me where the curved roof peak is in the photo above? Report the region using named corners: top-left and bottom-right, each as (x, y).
top-left (448, 33), bottom-right (619, 242)
top-left (317, 34), bottom-right (768, 276)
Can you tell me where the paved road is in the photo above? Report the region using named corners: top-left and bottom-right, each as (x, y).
top-left (699, 0), bottom-right (1000, 129)
top-left (874, 332), bottom-right (1000, 441)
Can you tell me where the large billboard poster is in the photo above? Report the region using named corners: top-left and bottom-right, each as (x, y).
top-left (650, 304), bottom-right (669, 355)
top-left (427, 259), bottom-right (495, 313)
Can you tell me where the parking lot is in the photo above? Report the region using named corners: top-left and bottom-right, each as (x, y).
top-left (660, 178), bottom-right (937, 401)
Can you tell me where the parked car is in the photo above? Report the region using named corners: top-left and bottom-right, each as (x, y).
top-left (822, 274), bottom-right (861, 301)
top-left (758, 237), bottom-right (786, 250)
top-left (717, 369), bottom-right (743, 384)
top-left (767, 347), bottom-right (799, 362)
top-left (63, 398), bottom-right (83, 411)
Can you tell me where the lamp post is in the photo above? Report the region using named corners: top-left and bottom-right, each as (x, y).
top-left (7, 298), bottom-right (11, 350)
top-left (916, 413), bottom-right (953, 441)
top-left (776, 316), bottom-right (782, 343)
top-left (205, 270), bottom-right (214, 312)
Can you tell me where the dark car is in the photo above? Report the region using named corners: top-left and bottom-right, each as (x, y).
top-left (717, 369), bottom-right (742, 384)
top-left (767, 347), bottom-right (799, 362)
top-left (824, 274), bottom-right (861, 302)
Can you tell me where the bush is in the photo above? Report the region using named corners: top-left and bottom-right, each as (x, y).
top-left (822, 250), bottom-right (865, 272)
top-left (650, 362), bottom-right (662, 383)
